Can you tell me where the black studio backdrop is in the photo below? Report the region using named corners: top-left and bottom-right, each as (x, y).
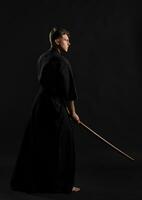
top-left (1, 0), bottom-right (142, 167)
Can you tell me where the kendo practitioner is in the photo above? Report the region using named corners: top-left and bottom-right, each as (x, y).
top-left (10, 27), bottom-right (81, 194)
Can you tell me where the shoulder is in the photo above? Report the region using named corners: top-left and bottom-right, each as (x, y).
top-left (37, 49), bottom-right (72, 73)
top-left (38, 49), bottom-right (62, 68)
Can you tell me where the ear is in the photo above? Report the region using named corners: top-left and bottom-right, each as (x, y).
top-left (55, 38), bottom-right (60, 45)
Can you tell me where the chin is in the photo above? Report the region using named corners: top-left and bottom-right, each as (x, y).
top-left (62, 48), bottom-right (68, 53)
top-left (63, 49), bottom-right (68, 53)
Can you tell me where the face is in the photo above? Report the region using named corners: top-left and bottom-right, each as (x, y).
top-left (55, 34), bottom-right (70, 52)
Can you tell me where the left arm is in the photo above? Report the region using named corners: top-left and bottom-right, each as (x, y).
top-left (66, 100), bottom-right (80, 123)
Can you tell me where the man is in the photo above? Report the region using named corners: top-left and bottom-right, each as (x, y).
top-left (10, 27), bottom-right (80, 193)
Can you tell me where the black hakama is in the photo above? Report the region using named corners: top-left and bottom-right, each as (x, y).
top-left (10, 47), bottom-right (78, 194)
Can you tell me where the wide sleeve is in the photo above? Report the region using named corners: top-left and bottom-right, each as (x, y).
top-left (59, 58), bottom-right (78, 101)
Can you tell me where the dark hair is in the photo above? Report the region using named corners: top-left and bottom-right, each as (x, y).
top-left (49, 27), bottom-right (70, 46)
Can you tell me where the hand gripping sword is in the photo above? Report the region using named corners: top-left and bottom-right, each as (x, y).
top-left (79, 121), bottom-right (135, 161)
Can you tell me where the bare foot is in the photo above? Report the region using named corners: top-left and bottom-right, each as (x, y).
top-left (72, 186), bottom-right (80, 192)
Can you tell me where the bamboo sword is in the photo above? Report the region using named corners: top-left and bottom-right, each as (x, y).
top-left (79, 121), bottom-right (135, 161)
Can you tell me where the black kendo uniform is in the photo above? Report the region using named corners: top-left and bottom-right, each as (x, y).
top-left (10, 47), bottom-right (78, 194)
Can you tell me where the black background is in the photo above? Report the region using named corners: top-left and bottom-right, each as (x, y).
top-left (0, 0), bottom-right (142, 199)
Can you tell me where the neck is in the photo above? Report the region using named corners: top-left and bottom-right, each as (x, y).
top-left (50, 46), bottom-right (60, 53)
